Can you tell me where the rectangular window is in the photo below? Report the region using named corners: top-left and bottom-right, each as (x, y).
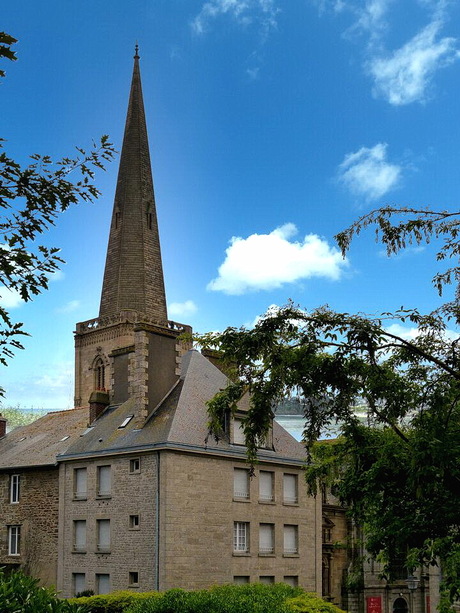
top-left (233, 521), bottom-right (249, 553)
top-left (129, 458), bottom-right (140, 474)
top-left (73, 520), bottom-right (86, 552)
top-left (259, 576), bottom-right (275, 584)
top-left (96, 573), bottom-right (110, 595)
top-left (97, 519), bottom-right (111, 551)
top-left (234, 576), bottom-right (250, 584)
top-left (234, 468), bottom-right (250, 499)
top-left (10, 474), bottom-right (20, 503)
top-left (259, 523), bottom-right (275, 554)
top-left (283, 473), bottom-right (298, 504)
top-left (73, 573), bottom-right (86, 596)
top-left (74, 468), bottom-right (87, 499)
top-left (259, 471), bottom-right (274, 502)
top-left (129, 571), bottom-right (139, 586)
top-left (97, 465), bottom-right (111, 497)
top-left (129, 514), bottom-right (140, 530)
top-left (284, 576), bottom-right (298, 587)
top-left (284, 525), bottom-right (299, 555)
top-left (8, 525), bottom-right (20, 555)
top-left (233, 418), bottom-right (245, 445)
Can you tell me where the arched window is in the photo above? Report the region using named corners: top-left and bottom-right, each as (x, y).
top-left (393, 598), bottom-right (408, 613)
top-left (94, 357), bottom-right (105, 390)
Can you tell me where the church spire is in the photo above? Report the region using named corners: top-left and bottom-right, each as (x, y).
top-left (98, 47), bottom-right (168, 323)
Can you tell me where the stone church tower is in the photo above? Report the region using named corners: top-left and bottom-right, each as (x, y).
top-left (74, 47), bottom-right (191, 419)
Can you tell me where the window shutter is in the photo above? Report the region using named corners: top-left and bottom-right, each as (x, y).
top-left (96, 574), bottom-right (110, 595)
top-left (234, 468), bottom-right (249, 498)
top-left (97, 519), bottom-right (110, 549)
top-left (74, 521), bottom-right (86, 550)
top-left (98, 466), bottom-right (111, 495)
top-left (284, 525), bottom-right (298, 553)
top-left (259, 471), bottom-right (274, 501)
top-left (233, 419), bottom-right (245, 445)
top-left (283, 474), bottom-right (298, 503)
top-left (75, 468), bottom-right (87, 497)
top-left (73, 573), bottom-right (86, 595)
top-left (259, 524), bottom-right (274, 553)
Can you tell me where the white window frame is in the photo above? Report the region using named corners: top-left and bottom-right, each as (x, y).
top-left (129, 458), bottom-right (140, 474)
top-left (259, 523), bottom-right (275, 554)
top-left (73, 519), bottom-right (87, 552)
top-left (97, 518), bottom-right (111, 551)
top-left (259, 470), bottom-right (274, 502)
top-left (10, 474), bottom-right (20, 504)
top-left (97, 465), bottom-right (111, 497)
top-left (8, 525), bottom-right (20, 556)
top-left (74, 467), bottom-right (87, 500)
top-left (129, 514), bottom-right (140, 530)
top-left (233, 468), bottom-right (250, 500)
top-left (233, 521), bottom-right (249, 553)
top-left (284, 524), bottom-right (299, 555)
top-left (283, 473), bottom-right (298, 504)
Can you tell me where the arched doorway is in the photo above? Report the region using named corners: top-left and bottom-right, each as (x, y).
top-left (393, 597), bottom-right (408, 613)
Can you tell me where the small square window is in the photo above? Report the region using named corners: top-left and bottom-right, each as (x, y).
top-left (234, 576), bottom-right (250, 584)
top-left (129, 458), bottom-right (140, 474)
top-left (284, 576), bottom-right (298, 587)
top-left (129, 571), bottom-right (139, 586)
top-left (259, 576), bottom-right (275, 584)
top-left (129, 514), bottom-right (140, 530)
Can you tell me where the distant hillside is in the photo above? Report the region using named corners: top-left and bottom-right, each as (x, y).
top-left (0, 406), bottom-right (47, 432)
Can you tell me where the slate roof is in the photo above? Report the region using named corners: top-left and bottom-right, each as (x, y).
top-left (0, 407), bottom-right (88, 469)
top-left (60, 350), bottom-right (306, 465)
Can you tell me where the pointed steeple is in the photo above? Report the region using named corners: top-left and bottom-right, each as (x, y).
top-left (99, 47), bottom-right (167, 323)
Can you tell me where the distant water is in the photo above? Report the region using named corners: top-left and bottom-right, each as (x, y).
top-left (275, 415), bottom-right (305, 441)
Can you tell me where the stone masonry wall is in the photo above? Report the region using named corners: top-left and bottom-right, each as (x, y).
top-left (160, 450), bottom-right (321, 591)
top-left (0, 468), bottom-right (59, 585)
top-left (58, 453), bottom-right (158, 597)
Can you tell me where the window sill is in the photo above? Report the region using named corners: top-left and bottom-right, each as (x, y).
top-left (8, 553), bottom-right (20, 557)
top-left (283, 553), bottom-right (299, 558)
top-left (10, 501), bottom-right (19, 505)
top-left (96, 549), bottom-right (111, 554)
top-left (72, 550), bottom-right (87, 554)
top-left (282, 502), bottom-right (299, 507)
top-left (73, 496), bottom-right (87, 501)
top-left (258, 553), bottom-right (275, 557)
top-left (128, 584), bottom-right (140, 589)
top-left (233, 552), bottom-right (251, 557)
top-left (129, 526), bottom-right (140, 531)
top-left (233, 497), bottom-right (250, 503)
top-left (258, 499), bottom-right (275, 505)
top-left (96, 494), bottom-right (112, 500)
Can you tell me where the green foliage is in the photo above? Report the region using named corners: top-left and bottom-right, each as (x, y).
top-left (0, 32), bottom-right (17, 77)
top-left (126, 584), bottom-right (305, 613)
top-left (0, 33), bottom-right (116, 394)
top-left (0, 568), bottom-right (82, 612)
top-left (0, 405), bottom-right (46, 429)
top-left (285, 592), bottom-right (345, 613)
top-left (196, 206), bottom-right (460, 603)
top-left (68, 590), bottom-right (160, 613)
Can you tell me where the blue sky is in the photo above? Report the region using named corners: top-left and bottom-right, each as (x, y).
top-left (2, 0), bottom-right (460, 409)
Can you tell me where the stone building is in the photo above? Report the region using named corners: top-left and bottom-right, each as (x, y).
top-left (0, 48), bottom-right (322, 597)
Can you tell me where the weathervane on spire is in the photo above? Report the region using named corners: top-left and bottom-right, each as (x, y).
top-left (134, 43), bottom-right (139, 59)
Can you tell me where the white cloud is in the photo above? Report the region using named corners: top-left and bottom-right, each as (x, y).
top-left (338, 143), bottom-right (401, 201)
top-left (0, 288), bottom-right (23, 309)
top-left (168, 300), bottom-right (198, 318)
top-left (208, 223), bottom-right (348, 295)
top-left (385, 322), bottom-right (459, 342)
top-left (369, 20), bottom-right (460, 105)
top-left (191, 0), bottom-right (279, 38)
top-left (56, 300), bottom-right (81, 314)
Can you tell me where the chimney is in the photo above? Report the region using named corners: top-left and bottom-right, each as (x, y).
top-left (0, 414), bottom-right (7, 437)
top-left (88, 391), bottom-right (110, 424)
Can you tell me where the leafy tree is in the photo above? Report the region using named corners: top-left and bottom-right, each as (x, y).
top-left (198, 206), bottom-right (460, 606)
top-left (0, 33), bottom-right (115, 392)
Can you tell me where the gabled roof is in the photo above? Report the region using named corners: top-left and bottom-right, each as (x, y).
top-left (0, 407), bottom-right (88, 469)
top-left (60, 350), bottom-right (306, 465)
